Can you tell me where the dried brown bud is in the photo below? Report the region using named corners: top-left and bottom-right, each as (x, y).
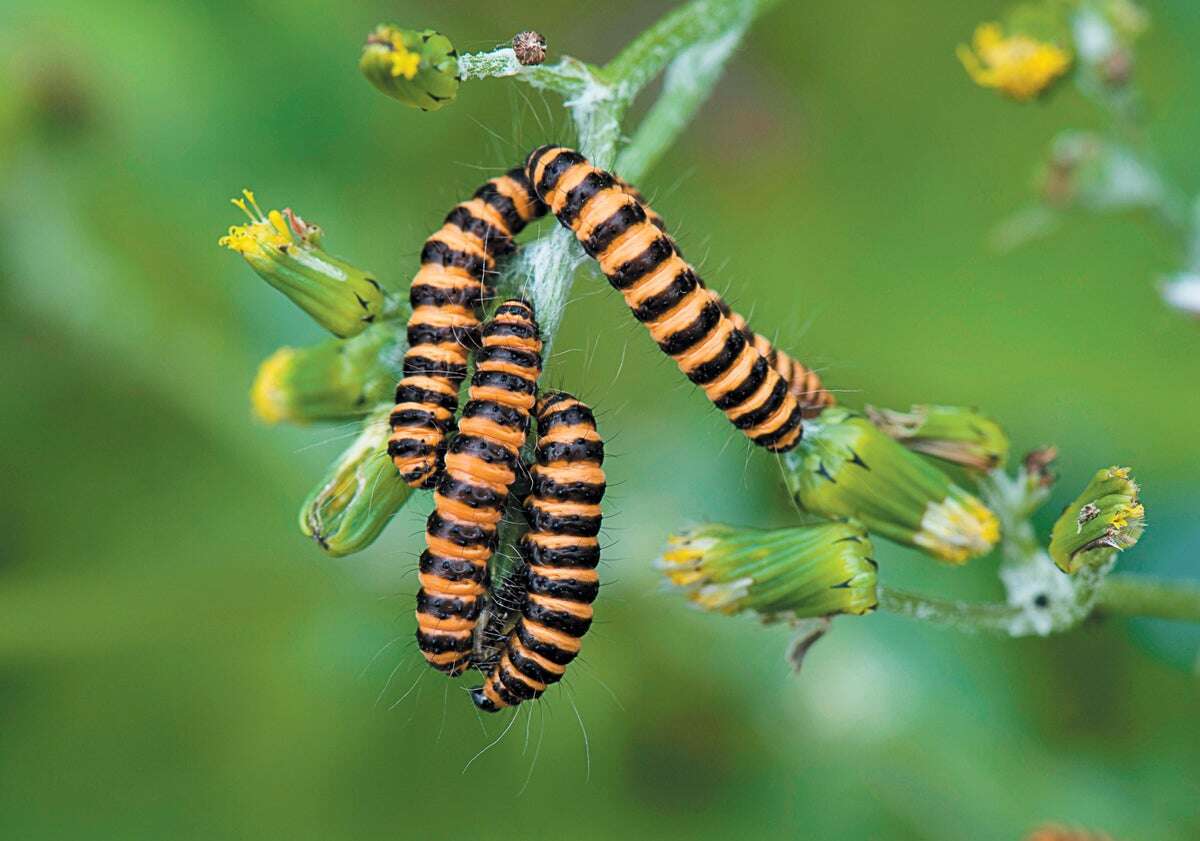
top-left (1023, 446), bottom-right (1059, 488)
top-left (512, 30), bottom-right (547, 66)
top-left (1101, 49), bottom-right (1133, 86)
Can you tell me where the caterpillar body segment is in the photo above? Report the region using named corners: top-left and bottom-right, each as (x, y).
top-left (710, 293), bottom-right (836, 418)
top-left (472, 392), bottom-right (606, 712)
top-left (416, 299), bottom-right (545, 675)
top-left (525, 145), bottom-right (804, 452)
top-left (389, 170), bottom-right (547, 488)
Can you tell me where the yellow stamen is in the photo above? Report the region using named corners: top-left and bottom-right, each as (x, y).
top-left (958, 22), bottom-right (1071, 101)
top-left (218, 189), bottom-right (294, 257)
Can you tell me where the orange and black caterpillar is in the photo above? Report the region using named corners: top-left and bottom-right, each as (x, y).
top-left (618, 174), bottom-right (833, 417)
top-left (710, 294), bottom-right (836, 418)
top-left (388, 169), bottom-right (547, 488)
top-left (526, 145), bottom-right (804, 452)
top-left (416, 299), bottom-right (544, 675)
top-left (472, 391), bottom-right (605, 712)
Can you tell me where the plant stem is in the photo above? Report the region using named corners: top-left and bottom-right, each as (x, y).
top-left (879, 573), bottom-right (1200, 636)
top-left (603, 0), bottom-right (779, 99)
top-left (615, 26), bottom-right (746, 181)
top-left (1095, 575), bottom-right (1200, 623)
top-left (876, 586), bottom-right (1023, 634)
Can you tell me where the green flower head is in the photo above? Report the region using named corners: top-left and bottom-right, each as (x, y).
top-left (360, 25), bottom-right (459, 111)
top-left (658, 520), bottom-right (878, 621)
top-left (1049, 466), bottom-right (1145, 574)
top-left (867, 404), bottom-right (1009, 472)
top-left (251, 322), bottom-right (402, 425)
top-left (784, 408), bottom-right (1000, 564)
top-left (300, 408), bottom-right (414, 557)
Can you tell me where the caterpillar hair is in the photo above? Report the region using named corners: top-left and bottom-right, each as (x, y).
top-left (526, 145), bottom-right (804, 452)
top-left (472, 391), bottom-right (606, 712)
top-left (388, 169), bottom-right (547, 488)
top-left (618, 173), bottom-right (832, 417)
top-left (709, 292), bottom-right (836, 418)
top-left (415, 299), bottom-right (544, 676)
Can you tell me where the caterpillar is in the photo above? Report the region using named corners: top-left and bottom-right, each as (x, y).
top-left (710, 294), bottom-right (836, 417)
top-left (415, 299), bottom-right (544, 675)
top-left (616, 174), bottom-right (833, 417)
top-left (388, 169), bottom-right (546, 488)
top-left (472, 391), bottom-right (606, 712)
top-left (526, 145), bottom-right (804, 452)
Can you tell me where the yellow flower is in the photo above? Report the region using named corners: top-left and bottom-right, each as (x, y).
top-left (218, 189), bottom-right (293, 258)
top-left (957, 22), bottom-right (1071, 101)
top-left (385, 34), bottom-right (421, 79)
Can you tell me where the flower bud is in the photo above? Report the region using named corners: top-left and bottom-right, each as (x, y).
top-left (300, 409), bottom-right (413, 557)
top-left (784, 408), bottom-right (999, 564)
top-left (359, 25), bottom-right (459, 111)
top-left (1049, 466), bottom-right (1145, 574)
top-left (662, 518), bottom-right (878, 619)
top-left (957, 21), bottom-right (1071, 101)
top-left (658, 521), bottom-right (878, 621)
top-left (251, 322), bottom-right (403, 425)
top-left (219, 190), bottom-right (385, 337)
top-left (866, 404), bottom-right (1009, 472)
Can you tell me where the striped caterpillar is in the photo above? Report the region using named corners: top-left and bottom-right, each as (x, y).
top-left (471, 391), bottom-right (605, 712)
top-left (619, 170), bottom-right (834, 417)
top-left (388, 169), bottom-right (546, 488)
top-left (526, 145), bottom-right (807, 452)
top-left (415, 299), bottom-right (544, 675)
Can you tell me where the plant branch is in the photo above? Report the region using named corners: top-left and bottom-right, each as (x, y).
top-left (1095, 575), bottom-right (1200, 623)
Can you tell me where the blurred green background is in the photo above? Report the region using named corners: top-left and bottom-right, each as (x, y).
top-left (2, 1), bottom-right (1198, 838)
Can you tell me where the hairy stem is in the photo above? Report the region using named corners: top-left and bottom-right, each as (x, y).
top-left (879, 571), bottom-right (1200, 636)
top-left (616, 26), bottom-right (747, 181)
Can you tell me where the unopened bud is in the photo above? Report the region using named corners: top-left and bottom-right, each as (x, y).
top-left (251, 322), bottom-right (402, 424)
top-left (300, 409), bottom-right (413, 556)
top-left (866, 404), bottom-right (1009, 472)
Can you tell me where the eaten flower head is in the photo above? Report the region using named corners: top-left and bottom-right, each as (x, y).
top-left (957, 22), bottom-right (1071, 101)
top-left (1049, 466), bottom-right (1145, 573)
top-left (219, 189), bottom-right (385, 338)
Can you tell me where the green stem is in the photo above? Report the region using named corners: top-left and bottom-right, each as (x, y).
top-left (876, 586), bottom-right (1023, 634)
top-left (604, 0), bottom-right (778, 98)
top-left (1095, 575), bottom-right (1200, 623)
top-left (615, 25), bottom-right (747, 181)
top-left (879, 572), bottom-right (1200, 636)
